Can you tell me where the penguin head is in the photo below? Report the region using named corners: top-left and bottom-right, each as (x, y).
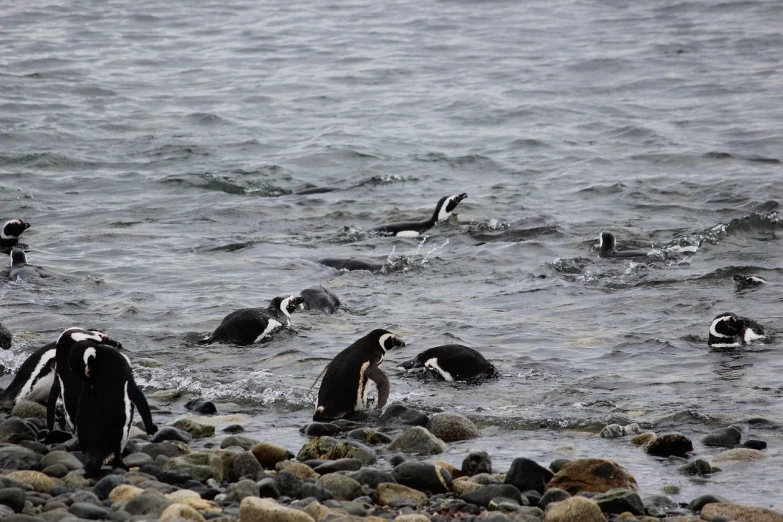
top-left (733, 275), bottom-right (766, 287)
top-left (708, 312), bottom-right (745, 347)
top-left (598, 230), bottom-right (616, 254)
top-left (434, 193), bottom-right (467, 222)
top-left (1, 219), bottom-right (30, 240)
top-left (67, 340), bottom-right (99, 383)
top-left (270, 295), bottom-right (305, 317)
top-left (9, 248), bottom-right (27, 267)
top-left (370, 329), bottom-right (405, 352)
top-left (56, 328), bottom-right (122, 351)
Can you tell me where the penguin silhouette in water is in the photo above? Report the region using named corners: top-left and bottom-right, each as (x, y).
top-left (401, 345), bottom-right (499, 381)
top-left (0, 219), bottom-right (30, 253)
top-left (708, 312), bottom-right (766, 349)
top-left (203, 295), bottom-right (304, 346)
top-left (319, 258), bottom-right (385, 273)
top-left (0, 322), bottom-right (10, 350)
top-left (68, 340), bottom-right (157, 476)
top-left (8, 248), bottom-right (40, 280)
top-left (298, 286), bottom-right (341, 314)
top-left (314, 329), bottom-right (405, 421)
top-left (373, 193), bottom-right (467, 237)
top-left (597, 230), bottom-right (652, 258)
top-left (733, 275), bottom-right (767, 288)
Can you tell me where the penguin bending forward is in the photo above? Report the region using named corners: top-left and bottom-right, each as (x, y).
top-left (598, 230), bottom-right (651, 259)
top-left (205, 295), bottom-right (304, 346)
top-left (1, 219), bottom-right (30, 253)
top-left (708, 312), bottom-right (766, 349)
top-left (401, 345), bottom-right (499, 381)
top-left (373, 193), bottom-right (467, 237)
top-left (314, 329), bottom-right (405, 421)
top-left (68, 340), bottom-right (157, 476)
top-left (298, 286), bottom-right (341, 314)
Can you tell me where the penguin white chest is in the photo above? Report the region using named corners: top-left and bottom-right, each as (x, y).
top-left (355, 361), bottom-right (371, 410)
top-left (395, 230), bottom-right (420, 238)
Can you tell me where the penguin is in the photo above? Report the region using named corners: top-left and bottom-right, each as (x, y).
top-left (204, 295), bottom-right (304, 345)
top-left (733, 275), bottom-right (767, 287)
top-left (400, 345), bottom-right (499, 381)
top-left (373, 193), bottom-right (468, 237)
top-left (68, 340), bottom-right (157, 476)
top-left (0, 219), bottom-right (30, 252)
top-left (597, 230), bottom-right (651, 258)
top-left (46, 328), bottom-right (123, 433)
top-left (298, 286), bottom-right (341, 314)
top-left (8, 248), bottom-right (40, 280)
top-left (708, 312), bottom-right (766, 348)
top-left (0, 322), bottom-right (10, 350)
top-left (0, 342), bottom-right (57, 408)
top-left (319, 257), bottom-right (385, 273)
top-left (314, 329), bottom-right (405, 421)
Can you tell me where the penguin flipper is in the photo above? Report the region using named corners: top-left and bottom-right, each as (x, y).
top-left (46, 376), bottom-right (61, 432)
top-left (310, 364), bottom-right (329, 391)
top-left (366, 366), bottom-right (390, 409)
top-left (128, 379), bottom-right (157, 435)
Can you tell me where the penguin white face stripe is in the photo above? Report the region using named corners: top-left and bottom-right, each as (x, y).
top-left (58, 329), bottom-right (105, 346)
top-left (425, 357), bottom-right (454, 381)
top-left (356, 361), bottom-right (370, 410)
top-left (82, 348), bottom-right (97, 376)
top-left (253, 319), bottom-right (283, 343)
top-left (709, 316), bottom-right (735, 338)
top-left (436, 196), bottom-right (458, 222)
top-left (598, 231), bottom-right (604, 248)
top-left (17, 350), bottom-right (57, 403)
top-left (280, 296), bottom-right (295, 317)
top-left (0, 220), bottom-right (22, 239)
top-left (378, 334), bottom-right (393, 353)
top-left (396, 230), bottom-right (420, 238)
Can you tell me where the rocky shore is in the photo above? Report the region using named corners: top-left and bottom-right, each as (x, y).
top-left (0, 401), bottom-right (780, 522)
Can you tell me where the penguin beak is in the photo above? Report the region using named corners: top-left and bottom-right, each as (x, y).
top-left (456, 193), bottom-right (467, 202)
top-left (393, 337), bottom-right (406, 348)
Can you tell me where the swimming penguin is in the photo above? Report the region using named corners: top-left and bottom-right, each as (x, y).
top-left (8, 248), bottom-right (40, 280)
top-left (204, 295), bottom-right (304, 346)
top-left (319, 257), bottom-right (385, 273)
top-left (68, 340), bottom-right (157, 476)
top-left (298, 286), bottom-right (341, 314)
top-left (314, 329), bottom-right (405, 421)
top-left (0, 219), bottom-right (30, 252)
top-left (708, 312), bottom-right (766, 348)
top-left (373, 193), bottom-right (468, 237)
top-left (597, 230), bottom-right (651, 258)
top-left (733, 275), bottom-right (767, 288)
top-left (0, 322), bottom-right (10, 350)
top-left (401, 345), bottom-right (499, 381)
top-left (46, 328), bottom-right (123, 433)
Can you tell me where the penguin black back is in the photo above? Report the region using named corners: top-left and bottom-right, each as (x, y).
top-left (0, 341), bottom-right (57, 409)
top-left (299, 286), bottom-right (341, 314)
top-left (598, 230), bottom-right (651, 258)
top-left (319, 257), bottom-right (385, 273)
top-left (373, 193), bottom-right (467, 237)
top-left (68, 340), bottom-right (157, 476)
top-left (314, 329), bottom-right (405, 421)
top-left (401, 344), bottom-right (499, 381)
top-left (207, 295), bottom-right (303, 345)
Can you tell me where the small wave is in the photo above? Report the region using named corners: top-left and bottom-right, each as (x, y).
top-left (0, 152), bottom-right (92, 169)
top-left (160, 172), bottom-right (291, 197)
top-left (354, 174), bottom-right (412, 186)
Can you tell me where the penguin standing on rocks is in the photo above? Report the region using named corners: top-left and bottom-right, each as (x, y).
top-left (8, 248), bottom-right (40, 280)
top-left (68, 340), bottom-right (157, 475)
top-left (373, 193), bottom-right (467, 237)
top-left (0, 219), bottom-right (30, 253)
top-left (708, 312), bottom-right (766, 348)
top-left (314, 329), bottom-right (405, 421)
top-left (204, 295), bottom-right (304, 345)
top-left (298, 286), bottom-right (341, 314)
top-left (401, 344), bottom-right (499, 381)
top-left (597, 230), bottom-right (651, 258)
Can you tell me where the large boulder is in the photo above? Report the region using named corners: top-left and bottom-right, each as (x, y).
top-left (388, 427), bottom-right (446, 455)
top-left (701, 502), bottom-right (783, 522)
top-left (252, 441), bottom-right (292, 468)
top-left (426, 413), bottom-right (481, 442)
top-left (702, 426), bottom-right (742, 447)
top-left (504, 457), bottom-right (553, 494)
top-left (544, 496), bottom-right (605, 522)
top-left (545, 458), bottom-right (639, 494)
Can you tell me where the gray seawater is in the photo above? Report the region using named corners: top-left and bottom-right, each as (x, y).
top-left (2, 0), bottom-right (782, 508)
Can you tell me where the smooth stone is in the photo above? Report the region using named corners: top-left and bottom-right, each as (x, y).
top-left (712, 448), bottom-right (768, 463)
top-left (0, 420), bottom-right (37, 445)
top-left (253, 442), bottom-right (293, 469)
top-left (257, 477), bottom-right (281, 499)
top-left (159, 470), bottom-right (193, 485)
top-left (274, 471), bottom-right (304, 498)
top-left (40, 451), bottom-right (82, 471)
top-left (93, 475), bottom-right (131, 500)
top-left (123, 452), bottom-right (154, 468)
top-left (124, 493), bottom-right (175, 516)
top-left (165, 453), bottom-right (224, 482)
top-left (599, 423), bottom-right (642, 439)
top-left (379, 405), bottom-right (429, 428)
top-left (301, 500), bottom-right (330, 521)
top-left (109, 484), bottom-right (145, 502)
top-left (702, 427), bottom-right (742, 448)
top-left (60, 471), bottom-right (89, 490)
top-left (313, 458), bottom-right (362, 474)
top-left (701, 502), bottom-right (783, 522)
top-left (425, 413), bottom-right (481, 442)
top-left (223, 424), bottom-right (245, 434)
top-left (276, 461), bottom-right (318, 479)
top-left (240, 497), bottom-right (316, 522)
top-left (630, 432), bottom-right (656, 446)
top-left (373, 483), bottom-right (427, 507)
top-left (347, 469), bottom-right (396, 489)
top-left (643, 433), bottom-right (693, 458)
top-left (41, 464), bottom-right (67, 479)
top-left (548, 459), bottom-right (572, 474)
top-left (300, 423), bottom-right (342, 437)
top-left (68, 502), bottom-right (114, 520)
top-left (469, 472), bottom-right (500, 484)
top-left (230, 451), bottom-right (264, 482)
top-left (742, 439), bottom-right (768, 450)
top-left (221, 435), bottom-right (258, 451)
top-left (544, 496), bottom-right (605, 522)
top-left (677, 459), bottom-right (713, 476)
top-left (165, 489), bottom-right (221, 513)
top-left (462, 451), bottom-right (492, 476)
top-left (185, 398), bottom-right (217, 415)
top-left (7, 471), bottom-right (53, 493)
top-left (160, 503), bottom-right (207, 522)
top-left (170, 418), bottom-right (215, 438)
top-left (298, 483), bottom-right (334, 502)
top-left (225, 479), bottom-right (261, 503)
top-left (461, 484), bottom-right (524, 507)
top-left (315, 474), bottom-right (362, 501)
top-left (688, 494), bottom-right (730, 512)
top-left (391, 461), bottom-right (452, 494)
top-left (546, 458), bottom-right (639, 494)
top-left (346, 428), bottom-right (392, 445)
top-left (592, 488), bottom-right (644, 515)
top-left (504, 457), bottom-right (553, 494)
top-left (388, 427), bottom-right (446, 455)
top-left (152, 426), bottom-right (193, 444)
top-left (394, 515), bottom-right (430, 522)
top-left (452, 479), bottom-right (483, 496)
top-left (538, 488), bottom-right (570, 510)
top-left (141, 441), bottom-right (191, 460)
top-left (10, 401), bottom-right (47, 420)
top-left (0, 488), bottom-right (26, 512)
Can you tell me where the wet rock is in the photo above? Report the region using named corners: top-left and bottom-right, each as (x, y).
top-left (701, 502), bottom-right (783, 522)
top-left (374, 483), bottom-right (428, 507)
top-left (538, 488), bottom-right (570, 510)
top-left (41, 464), bottom-right (67, 478)
top-left (661, 484), bottom-right (680, 495)
top-left (0, 419), bottom-right (37, 444)
top-left (314, 458), bottom-right (362, 474)
top-left (392, 461), bottom-right (452, 494)
top-left (257, 477), bottom-right (281, 499)
top-left (221, 435), bottom-right (258, 451)
top-left (230, 451), bottom-right (264, 482)
top-left (687, 493), bottom-right (730, 512)
top-left (275, 470), bottom-right (304, 497)
top-left (702, 426), bottom-right (742, 448)
top-left (185, 398), bottom-right (217, 414)
top-left (7, 471), bottom-right (53, 493)
top-left (599, 423), bottom-right (642, 438)
top-left (159, 469), bottom-right (193, 485)
top-left (68, 502), bottom-right (114, 520)
top-left (677, 459), bottom-right (713, 476)
top-left (543, 496), bottom-right (605, 521)
top-left (346, 428), bottom-right (392, 444)
top-left (277, 461), bottom-right (318, 479)
top-left (141, 441), bottom-right (191, 460)
top-left (504, 457), bottom-right (553, 494)
top-left (165, 452), bottom-right (224, 482)
top-left (643, 433), bottom-right (693, 458)
top-left (0, 323), bottom-right (10, 349)
top-left (379, 404), bottom-right (429, 427)
top-left (388, 427), bottom-right (446, 455)
top-left (298, 482), bottom-right (334, 502)
top-left (124, 493), bottom-right (175, 517)
top-left (462, 451), bottom-right (492, 476)
top-left (0, 443), bottom-right (40, 472)
top-left (124, 452), bottom-right (154, 468)
top-left (241, 497), bottom-right (316, 522)
top-left (316, 474), bottom-right (362, 500)
top-left (300, 422), bottom-right (342, 437)
top-left (223, 424), bottom-right (245, 434)
top-left (225, 478), bottom-right (261, 503)
top-left (712, 448), bottom-right (768, 463)
top-left (324, 442), bottom-right (377, 465)
top-left (452, 479), bottom-right (483, 496)
top-left (591, 488), bottom-right (644, 515)
top-left (461, 484), bottom-right (524, 507)
top-left (296, 437), bottom-right (340, 462)
top-left (160, 503), bottom-right (207, 522)
top-left (742, 439), bottom-right (768, 450)
top-left (548, 459), bottom-right (572, 474)
top-left (426, 413), bottom-right (481, 442)
top-left (39, 450), bottom-right (82, 471)
top-left (252, 441), bottom-right (293, 469)
top-left (10, 401), bottom-right (47, 420)
top-left (630, 432), bottom-right (656, 446)
top-left (93, 475), bottom-right (131, 500)
top-left (546, 458), bottom-right (639, 494)
top-left (170, 418), bottom-right (214, 438)
top-left (347, 469), bottom-right (396, 489)
top-left (166, 489), bottom-right (221, 513)
top-left (151, 426), bottom-right (193, 444)
top-left (0, 487), bottom-right (25, 513)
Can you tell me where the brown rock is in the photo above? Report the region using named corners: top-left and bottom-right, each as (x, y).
top-left (109, 484), bottom-right (145, 502)
top-left (165, 490), bottom-right (221, 513)
top-left (452, 479), bottom-right (483, 496)
top-left (276, 461), bottom-right (319, 479)
top-left (252, 441), bottom-right (292, 469)
top-left (643, 433), bottom-right (693, 458)
top-left (240, 497), bottom-right (315, 522)
top-left (435, 459), bottom-right (464, 479)
top-left (712, 448), bottom-right (768, 463)
top-left (394, 515), bottom-right (431, 522)
top-left (374, 483), bottom-right (428, 507)
top-left (630, 433), bottom-right (656, 446)
top-left (7, 471), bottom-right (55, 492)
top-left (546, 458), bottom-right (639, 494)
top-left (701, 502), bottom-right (783, 522)
top-left (545, 496), bottom-right (605, 522)
top-left (160, 503), bottom-right (207, 522)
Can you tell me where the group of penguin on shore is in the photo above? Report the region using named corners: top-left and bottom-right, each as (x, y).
top-left (0, 191), bottom-right (772, 476)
